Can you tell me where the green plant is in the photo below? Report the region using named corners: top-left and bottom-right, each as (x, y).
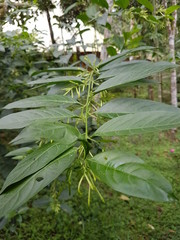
top-left (0, 47), bottom-right (180, 218)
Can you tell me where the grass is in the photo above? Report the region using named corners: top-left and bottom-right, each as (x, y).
top-left (0, 131), bottom-right (180, 240)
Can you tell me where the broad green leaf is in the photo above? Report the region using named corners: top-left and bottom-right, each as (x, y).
top-left (6, 147), bottom-right (32, 157)
top-left (99, 60), bottom-right (147, 79)
top-left (54, 53), bottom-right (72, 64)
top-left (98, 46), bottom-right (154, 68)
top-left (0, 148), bottom-right (77, 218)
top-left (86, 4), bottom-right (98, 18)
top-left (77, 12), bottom-right (89, 24)
top-left (113, 35), bottom-right (124, 51)
top-left (165, 5), bottom-right (180, 15)
top-left (97, 12), bottom-right (108, 26)
top-left (31, 67), bottom-right (85, 76)
top-left (80, 54), bottom-right (100, 67)
top-left (4, 95), bottom-right (78, 109)
top-left (147, 15), bottom-right (159, 24)
top-left (88, 150), bottom-right (173, 201)
top-left (96, 98), bottom-right (180, 118)
top-left (64, 2), bottom-right (77, 14)
top-left (107, 46), bottom-right (117, 56)
top-left (100, 55), bottom-right (127, 72)
top-left (28, 76), bottom-right (82, 86)
top-left (0, 108), bottom-right (76, 129)
top-left (96, 61), bottom-right (176, 92)
top-left (94, 111), bottom-right (180, 137)
top-left (11, 122), bottom-right (80, 145)
top-left (91, 0), bottom-right (109, 9)
top-left (0, 142), bottom-right (75, 194)
top-left (119, 79), bottom-right (157, 88)
top-left (115, 0), bottom-right (130, 9)
top-left (137, 0), bottom-right (154, 12)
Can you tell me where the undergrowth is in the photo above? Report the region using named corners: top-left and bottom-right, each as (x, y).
top-left (0, 132), bottom-right (179, 240)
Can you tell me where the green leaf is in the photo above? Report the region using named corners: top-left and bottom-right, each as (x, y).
top-left (94, 111), bottom-right (180, 137)
top-left (80, 54), bottom-right (100, 67)
top-left (4, 95), bottom-right (78, 109)
top-left (91, 0), bottom-right (109, 9)
top-left (0, 45), bottom-right (5, 52)
top-left (77, 13), bottom-right (89, 24)
top-left (11, 122), bottom-right (80, 145)
top-left (64, 2), bottom-right (77, 14)
top-left (97, 12), bottom-right (108, 26)
top-left (113, 35), bottom-right (124, 51)
top-left (137, 0), bottom-right (154, 12)
top-left (96, 61), bottom-right (176, 92)
top-left (98, 46), bottom-right (154, 68)
top-left (88, 150), bottom-right (173, 201)
top-left (6, 147), bottom-right (32, 157)
top-left (96, 98), bottom-right (180, 118)
top-left (100, 56), bottom-right (129, 71)
top-left (86, 4), bottom-right (98, 18)
top-left (115, 0), bottom-right (130, 9)
top-left (119, 79), bottom-right (157, 88)
top-left (0, 108), bottom-right (76, 129)
top-left (165, 5), bottom-right (180, 15)
top-left (147, 15), bottom-right (159, 23)
top-left (107, 46), bottom-right (117, 56)
top-left (28, 76), bottom-right (82, 86)
top-left (99, 60), bottom-right (147, 79)
top-left (31, 67), bottom-right (85, 76)
top-left (0, 142), bottom-right (76, 194)
top-left (0, 148), bottom-right (77, 218)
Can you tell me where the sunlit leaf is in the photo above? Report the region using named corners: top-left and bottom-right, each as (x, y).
top-left (165, 5), bottom-right (180, 15)
top-left (115, 0), bottom-right (130, 9)
top-left (137, 0), bottom-right (154, 12)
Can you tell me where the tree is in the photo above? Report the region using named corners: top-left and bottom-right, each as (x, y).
top-left (0, 47), bottom-right (180, 217)
top-left (163, 0), bottom-right (178, 107)
top-left (100, 0), bottom-right (113, 60)
top-left (36, 0), bottom-right (56, 44)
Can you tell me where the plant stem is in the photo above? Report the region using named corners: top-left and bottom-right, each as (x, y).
top-left (85, 71), bottom-right (94, 140)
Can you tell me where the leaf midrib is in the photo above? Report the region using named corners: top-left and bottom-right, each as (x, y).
top-left (88, 159), bottom-right (170, 194)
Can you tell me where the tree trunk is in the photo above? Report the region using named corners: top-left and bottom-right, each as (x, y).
top-left (163, 0), bottom-right (177, 137)
top-left (46, 8), bottom-right (56, 45)
top-left (152, 0), bottom-right (162, 102)
top-left (0, 0), bottom-right (7, 24)
top-left (165, 0), bottom-right (177, 107)
top-left (158, 73), bottom-right (163, 102)
top-left (100, 0), bottom-right (113, 60)
top-left (148, 85), bottom-right (154, 101)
